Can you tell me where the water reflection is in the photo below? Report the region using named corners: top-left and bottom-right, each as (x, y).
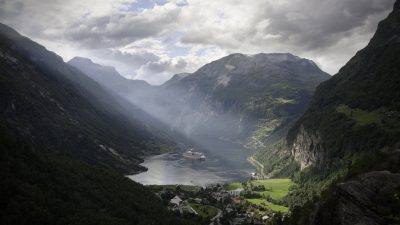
top-left (129, 139), bottom-right (254, 186)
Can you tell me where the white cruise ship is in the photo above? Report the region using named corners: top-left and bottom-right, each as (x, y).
top-left (182, 149), bottom-right (206, 160)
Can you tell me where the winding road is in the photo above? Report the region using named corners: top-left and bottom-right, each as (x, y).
top-left (247, 156), bottom-right (267, 179)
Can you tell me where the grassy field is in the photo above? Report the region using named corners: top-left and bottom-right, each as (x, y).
top-left (190, 204), bottom-right (218, 218)
top-left (247, 199), bottom-right (289, 213)
top-left (227, 179), bottom-right (293, 200)
top-left (336, 104), bottom-right (382, 126)
top-left (227, 179), bottom-right (293, 213)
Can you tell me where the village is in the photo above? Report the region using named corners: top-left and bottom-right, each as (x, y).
top-left (148, 177), bottom-right (292, 225)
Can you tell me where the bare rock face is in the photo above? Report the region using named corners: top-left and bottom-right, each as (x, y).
top-left (311, 171), bottom-right (400, 225)
top-left (291, 125), bottom-right (323, 169)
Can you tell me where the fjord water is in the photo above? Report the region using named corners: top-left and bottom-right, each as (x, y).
top-left (129, 137), bottom-right (254, 186)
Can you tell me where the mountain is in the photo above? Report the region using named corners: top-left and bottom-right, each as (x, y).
top-left (67, 57), bottom-right (190, 145)
top-left (276, 1), bottom-right (400, 224)
top-left (0, 23), bottom-right (197, 225)
top-left (69, 53), bottom-right (330, 153)
top-left (0, 23), bottom-right (176, 174)
top-left (68, 57), bottom-right (154, 101)
top-left (160, 53), bottom-right (330, 144)
top-left (162, 72), bottom-right (191, 87)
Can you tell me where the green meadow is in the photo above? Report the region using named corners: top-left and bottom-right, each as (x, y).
top-left (227, 179), bottom-right (293, 213)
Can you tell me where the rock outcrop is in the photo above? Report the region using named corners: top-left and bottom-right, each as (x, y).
top-left (311, 171), bottom-right (400, 225)
top-left (291, 125), bottom-right (323, 170)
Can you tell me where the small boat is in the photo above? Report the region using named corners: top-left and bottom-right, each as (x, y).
top-left (183, 149), bottom-right (206, 160)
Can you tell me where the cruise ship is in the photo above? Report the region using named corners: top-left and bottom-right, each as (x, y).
top-left (182, 149), bottom-right (206, 160)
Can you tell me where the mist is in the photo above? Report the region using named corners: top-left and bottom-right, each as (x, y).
top-left (67, 53), bottom-right (329, 163)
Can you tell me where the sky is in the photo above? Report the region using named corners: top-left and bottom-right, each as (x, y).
top-left (0, 0), bottom-right (396, 85)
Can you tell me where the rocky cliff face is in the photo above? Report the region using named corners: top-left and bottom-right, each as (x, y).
top-left (291, 125), bottom-right (323, 170)
top-left (311, 169), bottom-right (400, 225)
top-left (285, 1), bottom-right (400, 224)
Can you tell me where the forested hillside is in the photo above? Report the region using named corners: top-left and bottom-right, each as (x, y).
top-left (261, 1), bottom-right (400, 224)
top-left (0, 23), bottom-right (198, 225)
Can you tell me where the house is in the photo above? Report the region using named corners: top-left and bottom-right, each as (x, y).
top-left (211, 191), bottom-right (230, 201)
top-left (170, 195), bottom-right (182, 206)
top-left (228, 188), bottom-right (244, 197)
top-left (193, 198), bottom-right (202, 204)
top-left (224, 204), bottom-right (234, 213)
top-left (262, 215), bottom-right (270, 221)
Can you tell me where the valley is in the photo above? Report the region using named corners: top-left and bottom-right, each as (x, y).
top-left (1, 1), bottom-right (399, 224)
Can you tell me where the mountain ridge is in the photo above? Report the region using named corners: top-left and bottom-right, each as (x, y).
top-left (277, 1), bottom-right (400, 224)
top-left (161, 52), bottom-right (331, 143)
top-left (0, 22), bottom-right (175, 174)
top-left (69, 52), bottom-right (331, 151)
top-left (0, 22), bottom-right (197, 225)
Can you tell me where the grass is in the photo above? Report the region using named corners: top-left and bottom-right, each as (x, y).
top-left (227, 179), bottom-right (293, 200)
top-left (336, 104), bottom-right (382, 126)
top-left (226, 182), bottom-right (242, 190)
top-left (190, 204), bottom-right (218, 218)
top-left (227, 179), bottom-right (293, 213)
top-left (247, 199), bottom-right (288, 213)
top-left (251, 119), bottom-right (282, 143)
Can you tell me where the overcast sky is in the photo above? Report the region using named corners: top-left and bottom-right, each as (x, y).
top-left (0, 0), bottom-right (396, 84)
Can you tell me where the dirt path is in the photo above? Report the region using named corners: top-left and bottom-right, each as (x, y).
top-left (247, 156), bottom-right (266, 179)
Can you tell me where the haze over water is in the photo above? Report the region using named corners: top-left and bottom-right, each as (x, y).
top-left (129, 138), bottom-right (254, 186)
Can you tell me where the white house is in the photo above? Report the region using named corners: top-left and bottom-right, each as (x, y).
top-left (262, 215), bottom-right (270, 221)
top-left (170, 195), bottom-right (182, 206)
top-left (228, 188), bottom-right (244, 197)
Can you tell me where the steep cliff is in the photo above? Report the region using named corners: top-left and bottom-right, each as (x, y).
top-left (311, 170), bottom-right (400, 225)
top-left (284, 1), bottom-right (400, 224)
top-left (291, 125), bottom-right (323, 170)
top-left (288, 0), bottom-right (400, 171)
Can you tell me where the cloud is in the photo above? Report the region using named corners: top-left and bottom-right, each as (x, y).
top-left (259, 0), bottom-right (395, 50)
top-left (179, 0), bottom-right (394, 50)
top-left (134, 58), bottom-right (186, 84)
top-left (64, 3), bottom-right (181, 48)
top-left (0, 0), bottom-right (396, 84)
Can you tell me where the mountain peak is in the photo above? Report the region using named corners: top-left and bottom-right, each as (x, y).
top-left (162, 73), bottom-right (191, 86)
top-left (223, 52), bottom-right (301, 62)
top-left (69, 56), bottom-right (94, 64)
top-left (253, 52), bottom-right (300, 61)
top-left (68, 56), bottom-right (120, 77)
top-left (367, 0), bottom-right (400, 48)
top-left (193, 52), bottom-right (327, 81)
top-left (0, 23), bottom-right (22, 40)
